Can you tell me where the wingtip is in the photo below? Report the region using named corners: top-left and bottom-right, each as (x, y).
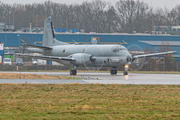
top-left (170, 51), bottom-right (177, 54)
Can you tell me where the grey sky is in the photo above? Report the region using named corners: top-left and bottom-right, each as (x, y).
top-left (1, 0), bottom-right (180, 10)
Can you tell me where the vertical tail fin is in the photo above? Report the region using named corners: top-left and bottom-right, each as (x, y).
top-left (42, 16), bottom-right (69, 46)
top-left (42, 16), bottom-right (54, 46)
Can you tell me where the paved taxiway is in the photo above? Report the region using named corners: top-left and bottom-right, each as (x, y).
top-left (0, 72), bottom-right (180, 85)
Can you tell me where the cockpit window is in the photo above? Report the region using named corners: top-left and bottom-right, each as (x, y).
top-left (112, 46), bottom-right (127, 52)
top-left (120, 48), bottom-right (127, 50)
top-left (113, 48), bottom-right (119, 52)
top-left (112, 46), bottom-right (120, 52)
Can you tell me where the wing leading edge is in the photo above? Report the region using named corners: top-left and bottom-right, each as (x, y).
top-left (133, 51), bottom-right (177, 60)
top-left (14, 53), bottom-right (75, 62)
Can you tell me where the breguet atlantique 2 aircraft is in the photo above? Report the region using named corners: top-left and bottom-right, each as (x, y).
top-left (16, 17), bottom-right (176, 75)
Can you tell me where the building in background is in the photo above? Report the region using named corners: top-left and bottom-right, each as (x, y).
top-left (0, 22), bottom-right (15, 32)
top-left (153, 26), bottom-right (180, 35)
top-left (0, 30), bottom-right (180, 66)
top-left (0, 22), bottom-right (6, 32)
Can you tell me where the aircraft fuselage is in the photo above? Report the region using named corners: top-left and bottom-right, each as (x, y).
top-left (29, 44), bottom-right (131, 68)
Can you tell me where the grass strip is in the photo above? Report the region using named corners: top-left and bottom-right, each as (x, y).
top-left (0, 73), bottom-right (79, 79)
top-left (0, 84), bottom-right (179, 119)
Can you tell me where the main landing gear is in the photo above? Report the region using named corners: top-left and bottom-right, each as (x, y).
top-left (110, 68), bottom-right (117, 75)
top-left (70, 70), bottom-right (77, 75)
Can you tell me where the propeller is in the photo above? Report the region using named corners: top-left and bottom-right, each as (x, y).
top-left (127, 44), bottom-right (145, 71)
top-left (82, 46), bottom-right (104, 71)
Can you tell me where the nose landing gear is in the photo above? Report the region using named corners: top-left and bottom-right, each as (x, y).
top-left (123, 64), bottom-right (129, 75)
top-left (123, 71), bottom-right (128, 75)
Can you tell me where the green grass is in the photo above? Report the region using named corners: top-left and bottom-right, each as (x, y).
top-left (0, 84), bottom-right (180, 119)
top-left (0, 73), bottom-right (80, 80)
top-left (62, 76), bottom-right (80, 79)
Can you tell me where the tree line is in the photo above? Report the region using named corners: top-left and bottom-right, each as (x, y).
top-left (0, 0), bottom-right (180, 33)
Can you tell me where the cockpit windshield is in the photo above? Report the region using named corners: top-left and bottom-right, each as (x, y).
top-left (112, 46), bottom-right (127, 53)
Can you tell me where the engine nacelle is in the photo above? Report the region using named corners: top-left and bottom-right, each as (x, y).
top-left (70, 53), bottom-right (93, 65)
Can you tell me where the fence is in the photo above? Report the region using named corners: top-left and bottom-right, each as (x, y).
top-left (0, 56), bottom-right (179, 72)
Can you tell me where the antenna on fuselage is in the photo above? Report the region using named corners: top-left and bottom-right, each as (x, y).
top-left (122, 40), bottom-right (128, 44)
top-left (119, 40), bottom-right (128, 45)
top-left (73, 40), bottom-right (78, 45)
top-left (20, 39), bottom-right (28, 46)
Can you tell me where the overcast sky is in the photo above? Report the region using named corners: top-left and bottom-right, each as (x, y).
top-left (1, 0), bottom-right (180, 10)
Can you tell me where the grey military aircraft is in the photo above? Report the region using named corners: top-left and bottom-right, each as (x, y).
top-left (16, 17), bottom-right (177, 75)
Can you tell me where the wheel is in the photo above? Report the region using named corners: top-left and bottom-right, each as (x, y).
top-left (114, 70), bottom-right (117, 75)
top-left (110, 70), bottom-right (114, 75)
top-left (123, 71), bottom-right (128, 75)
top-left (110, 70), bottom-right (113, 75)
top-left (70, 70), bottom-right (73, 75)
top-left (73, 70), bottom-right (77, 75)
top-left (110, 69), bottom-right (117, 75)
top-left (70, 70), bottom-right (77, 75)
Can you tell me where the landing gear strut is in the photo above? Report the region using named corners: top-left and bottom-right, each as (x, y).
top-left (70, 70), bottom-right (77, 75)
top-left (110, 68), bottom-right (117, 75)
top-left (123, 64), bottom-right (128, 75)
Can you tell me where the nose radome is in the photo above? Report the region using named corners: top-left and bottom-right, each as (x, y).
top-left (126, 55), bottom-right (132, 62)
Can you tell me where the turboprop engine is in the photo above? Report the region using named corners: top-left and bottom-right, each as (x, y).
top-left (70, 53), bottom-right (96, 66)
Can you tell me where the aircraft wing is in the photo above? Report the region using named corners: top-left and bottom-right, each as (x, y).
top-left (133, 51), bottom-right (177, 60)
top-left (24, 43), bottom-right (52, 50)
top-left (14, 53), bottom-right (75, 62)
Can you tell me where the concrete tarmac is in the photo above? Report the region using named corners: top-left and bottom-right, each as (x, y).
top-left (0, 72), bottom-right (180, 85)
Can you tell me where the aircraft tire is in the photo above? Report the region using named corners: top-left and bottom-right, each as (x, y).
top-left (70, 70), bottom-right (73, 75)
top-left (70, 70), bottom-right (77, 75)
top-left (123, 71), bottom-right (128, 75)
top-left (73, 70), bottom-right (77, 75)
top-left (110, 70), bottom-right (113, 75)
top-left (114, 70), bottom-right (117, 75)
top-left (110, 69), bottom-right (117, 75)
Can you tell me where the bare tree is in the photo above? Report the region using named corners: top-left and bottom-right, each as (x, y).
top-left (115, 0), bottom-right (153, 33)
top-left (104, 5), bottom-right (118, 33)
top-left (169, 5), bottom-right (180, 25)
top-left (0, 0), bottom-right (180, 33)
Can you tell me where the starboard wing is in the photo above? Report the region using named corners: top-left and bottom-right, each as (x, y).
top-left (132, 51), bottom-right (177, 60)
